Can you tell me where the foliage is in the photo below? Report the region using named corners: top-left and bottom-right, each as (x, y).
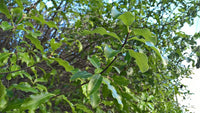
top-left (0, 0), bottom-right (199, 112)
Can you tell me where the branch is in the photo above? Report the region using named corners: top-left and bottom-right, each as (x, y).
top-left (100, 31), bottom-right (130, 75)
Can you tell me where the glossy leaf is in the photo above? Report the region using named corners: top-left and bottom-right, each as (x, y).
top-left (111, 7), bottom-right (121, 18)
top-left (129, 50), bottom-right (149, 73)
top-left (53, 58), bottom-right (74, 72)
top-left (103, 78), bottom-right (123, 108)
top-left (76, 40), bottom-right (83, 52)
top-left (0, 81), bottom-right (7, 110)
top-left (118, 12), bottom-right (134, 26)
top-left (88, 56), bottom-right (101, 68)
top-left (70, 71), bottom-right (93, 81)
top-left (133, 28), bottom-right (157, 45)
top-left (0, 21), bottom-right (13, 31)
top-left (10, 82), bottom-right (38, 93)
top-left (25, 34), bottom-right (44, 52)
top-left (88, 74), bottom-right (102, 95)
top-left (0, 0), bottom-right (11, 18)
top-left (90, 90), bottom-right (100, 108)
top-left (21, 92), bottom-right (55, 111)
top-left (82, 27), bottom-right (121, 43)
top-left (104, 45), bottom-right (120, 58)
top-left (0, 53), bottom-right (11, 63)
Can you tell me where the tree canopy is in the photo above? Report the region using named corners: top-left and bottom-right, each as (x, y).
top-left (0, 0), bottom-right (200, 112)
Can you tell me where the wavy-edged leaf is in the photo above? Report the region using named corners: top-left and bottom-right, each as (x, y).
top-left (82, 27), bottom-right (121, 43)
top-left (88, 55), bottom-right (101, 68)
top-left (90, 90), bottom-right (100, 108)
top-left (52, 58), bottom-right (74, 72)
top-left (10, 82), bottom-right (38, 93)
top-left (0, 21), bottom-right (13, 31)
top-left (25, 34), bottom-right (44, 52)
top-left (104, 45), bottom-right (120, 58)
top-left (133, 28), bottom-right (157, 45)
top-left (70, 71), bottom-right (93, 81)
top-left (103, 78), bottom-right (123, 108)
top-left (0, 53), bottom-right (11, 63)
top-left (2, 99), bottom-right (24, 112)
top-left (118, 12), bottom-right (134, 26)
top-left (88, 74), bottom-right (102, 95)
top-left (0, 0), bottom-right (11, 18)
top-left (75, 104), bottom-right (93, 113)
top-left (21, 92), bottom-right (55, 111)
top-left (129, 50), bottom-right (149, 73)
top-left (0, 81), bottom-right (7, 110)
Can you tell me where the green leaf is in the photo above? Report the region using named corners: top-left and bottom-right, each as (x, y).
top-left (53, 58), bottom-right (74, 72)
top-left (129, 50), bottom-right (149, 73)
top-left (103, 78), bottom-right (123, 108)
top-left (88, 56), bottom-right (101, 68)
top-left (82, 27), bottom-right (121, 43)
top-left (21, 92), bottom-right (55, 111)
top-left (145, 41), bottom-right (162, 60)
top-left (118, 12), bottom-right (134, 26)
top-left (39, 1), bottom-right (46, 11)
top-left (16, 0), bottom-right (23, 8)
top-left (70, 71), bottom-right (93, 81)
top-left (2, 99), bottom-right (24, 112)
top-left (113, 75), bottom-right (129, 86)
top-left (88, 74), bottom-right (102, 95)
top-left (0, 81), bottom-right (7, 110)
top-left (0, 0), bottom-right (11, 18)
top-left (45, 21), bottom-right (58, 29)
top-left (25, 34), bottom-right (44, 52)
top-left (50, 38), bottom-right (62, 52)
top-left (62, 95), bottom-right (76, 113)
top-left (10, 82), bottom-right (38, 93)
top-left (76, 40), bottom-right (83, 52)
top-left (0, 53), bottom-right (11, 63)
top-left (133, 28), bottom-right (157, 45)
top-left (90, 90), bottom-right (100, 108)
top-left (75, 104), bottom-right (93, 113)
top-left (111, 7), bottom-right (121, 18)
top-left (104, 45), bottom-right (120, 58)
top-left (112, 66), bottom-right (121, 74)
top-left (0, 21), bottom-right (13, 31)
top-left (128, 37), bottom-right (145, 43)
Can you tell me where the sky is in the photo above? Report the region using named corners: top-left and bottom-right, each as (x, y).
top-left (45, 0), bottom-right (200, 112)
top-left (179, 14), bottom-right (200, 112)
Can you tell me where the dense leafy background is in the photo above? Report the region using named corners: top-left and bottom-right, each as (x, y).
top-left (0, 0), bottom-right (200, 112)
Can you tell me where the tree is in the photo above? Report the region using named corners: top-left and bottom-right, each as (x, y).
top-left (0, 0), bottom-right (199, 112)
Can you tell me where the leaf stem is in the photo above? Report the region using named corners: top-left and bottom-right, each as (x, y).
top-left (100, 31), bottom-right (130, 75)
